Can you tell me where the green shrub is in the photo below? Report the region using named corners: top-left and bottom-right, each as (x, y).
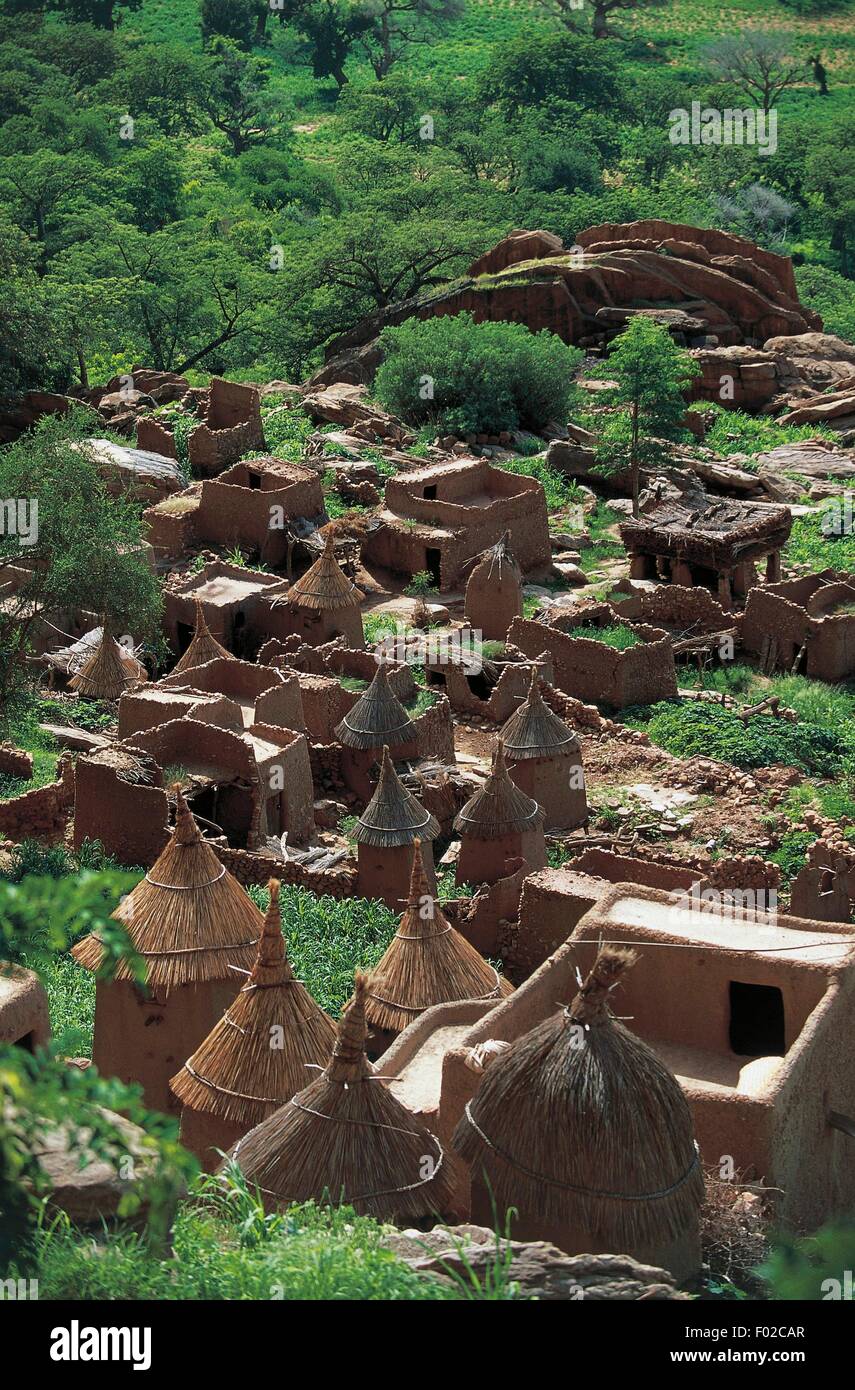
top-left (566, 622), bottom-right (641, 650)
top-left (623, 700), bottom-right (848, 777)
top-left (795, 264), bottom-right (855, 344)
top-left (374, 312), bottom-right (581, 436)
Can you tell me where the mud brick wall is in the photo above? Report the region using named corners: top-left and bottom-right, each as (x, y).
top-left (219, 844), bottom-right (357, 896)
top-left (309, 742), bottom-right (346, 792)
top-left (0, 757), bottom-right (74, 843)
top-left (414, 696), bottom-right (455, 763)
top-left (612, 584), bottom-right (732, 635)
top-left (0, 744), bottom-right (33, 779)
top-left (508, 617), bottom-right (677, 710)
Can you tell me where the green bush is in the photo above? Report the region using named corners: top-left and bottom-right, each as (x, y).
top-left (373, 312), bottom-right (581, 436)
top-left (565, 622), bottom-right (641, 651)
top-left (622, 700), bottom-right (849, 777)
top-left (795, 264), bottom-right (855, 344)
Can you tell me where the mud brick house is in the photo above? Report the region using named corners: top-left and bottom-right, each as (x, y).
top-left (194, 458), bottom-right (325, 567)
top-left (260, 533), bottom-right (365, 648)
top-left (742, 570), bottom-right (855, 679)
top-left (353, 747), bottom-right (440, 908)
top-left (619, 497), bottom-right (792, 610)
top-left (454, 738), bottom-right (546, 888)
top-left (499, 668), bottom-right (587, 833)
top-left (138, 377), bottom-right (265, 476)
top-left (164, 563), bottom-right (287, 660)
top-left (507, 606), bottom-right (678, 711)
top-left (362, 459), bottom-right (551, 589)
top-left (430, 883), bottom-right (855, 1238)
top-left (73, 713), bottom-right (314, 865)
top-left (118, 657), bottom-right (305, 739)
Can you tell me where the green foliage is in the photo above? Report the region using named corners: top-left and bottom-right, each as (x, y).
top-left (245, 882), bottom-right (396, 1014)
top-left (374, 311), bottom-right (581, 435)
top-left (623, 699), bottom-right (850, 777)
top-left (759, 1223), bottom-right (855, 1299)
top-left (786, 510), bottom-right (855, 571)
top-left (795, 264), bottom-right (855, 343)
top-left (404, 569), bottom-right (436, 596)
top-left (565, 622), bottom-right (641, 650)
top-left (702, 402), bottom-right (834, 461)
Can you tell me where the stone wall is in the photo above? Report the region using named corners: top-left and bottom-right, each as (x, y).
top-left (0, 757), bottom-right (74, 844)
top-left (218, 844), bottom-right (357, 896)
top-left (0, 744), bottom-right (33, 779)
top-left (508, 616), bottom-right (677, 710)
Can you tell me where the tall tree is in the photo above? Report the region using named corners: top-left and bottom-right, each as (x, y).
top-left (703, 30), bottom-right (803, 111)
top-left (200, 38), bottom-right (286, 155)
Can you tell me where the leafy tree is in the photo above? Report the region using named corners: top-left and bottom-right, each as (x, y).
top-left (703, 30), bottom-right (803, 111)
top-left (0, 211), bottom-right (59, 396)
top-left (478, 33), bottom-right (631, 119)
top-left (805, 121), bottom-right (855, 275)
top-left (274, 0), bottom-right (375, 88)
top-left (0, 413), bottom-right (163, 721)
top-left (119, 43), bottom-right (208, 138)
top-left (597, 316), bottom-right (699, 516)
top-left (795, 264), bottom-right (855, 343)
top-left (201, 0), bottom-right (270, 47)
top-left (0, 149), bottom-right (101, 246)
top-left (116, 139), bottom-right (185, 232)
top-left (374, 311), bottom-right (581, 434)
top-left (716, 183), bottom-right (796, 248)
top-left (200, 38), bottom-right (287, 156)
top-left (536, 0), bottom-right (669, 39)
top-left (2, 0), bottom-right (143, 26)
top-left (354, 0), bottom-right (464, 81)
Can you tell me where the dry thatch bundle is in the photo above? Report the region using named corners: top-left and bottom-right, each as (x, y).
top-left (288, 532), bottom-right (363, 611)
top-left (335, 660), bottom-right (417, 749)
top-left (170, 880), bottom-right (336, 1128)
top-left (483, 530), bottom-right (521, 579)
top-left (353, 746), bottom-right (439, 848)
top-left (364, 841), bottom-right (512, 1033)
top-left (229, 972), bottom-right (457, 1220)
top-left (173, 600), bottom-right (235, 674)
top-left (69, 623), bottom-right (144, 701)
top-left (454, 738), bottom-right (544, 840)
top-left (500, 667), bottom-right (580, 761)
top-left (72, 788), bottom-right (262, 991)
top-left (453, 945), bottom-right (704, 1252)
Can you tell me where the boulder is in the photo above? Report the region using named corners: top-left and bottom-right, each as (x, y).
top-left (0, 963), bottom-right (50, 1048)
top-left (752, 441), bottom-right (855, 481)
top-left (469, 228), bottom-right (565, 277)
top-left (30, 1104), bottom-right (154, 1226)
top-left (779, 379), bottom-right (855, 430)
top-left (73, 438), bottom-right (185, 504)
top-left (302, 382), bottom-right (411, 444)
top-left (384, 1224), bottom-right (687, 1300)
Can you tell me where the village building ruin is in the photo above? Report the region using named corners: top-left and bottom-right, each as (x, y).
top-left (742, 569), bottom-right (855, 678)
top-left (138, 378), bottom-right (266, 475)
top-left (362, 458), bottom-right (552, 589)
top-left (72, 792), bottom-right (262, 1112)
top-left (508, 607), bottom-right (678, 710)
top-left (274, 532), bottom-right (365, 648)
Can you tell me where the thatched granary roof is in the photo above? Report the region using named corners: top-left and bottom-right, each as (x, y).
top-left (287, 532), bottom-right (363, 611)
top-left (478, 530), bottom-right (521, 579)
top-left (353, 746), bottom-right (439, 848)
top-left (169, 880), bottom-right (336, 1129)
top-left (173, 599), bottom-right (235, 675)
top-left (335, 660), bottom-right (417, 750)
top-left (453, 739), bottom-right (544, 840)
top-left (453, 945), bottom-right (704, 1252)
top-left (69, 623), bottom-right (145, 701)
top-left (364, 842), bottom-right (512, 1033)
top-left (228, 972), bottom-right (457, 1220)
top-left (72, 788), bottom-right (262, 991)
top-left (500, 668), bottom-right (580, 761)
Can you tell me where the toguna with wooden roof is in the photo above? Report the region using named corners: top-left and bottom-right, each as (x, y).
top-left (364, 841), bottom-right (512, 1034)
top-left (228, 971), bottom-right (458, 1220)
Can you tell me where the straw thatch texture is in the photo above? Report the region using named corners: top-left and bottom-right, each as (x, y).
top-left (288, 533), bottom-right (363, 611)
top-left (364, 842), bottom-right (512, 1033)
top-left (483, 530), bottom-right (521, 579)
top-left (69, 624), bottom-right (144, 701)
top-left (170, 880), bottom-right (337, 1128)
top-left (500, 668), bottom-right (580, 761)
top-left (353, 747), bottom-right (439, 848)
top-left (229, 972), bottom-right (457, 1220)
top-left (453, 945), bottom-right (704, 1251)
top-left (173, 600), bottom-right (235, 674)
top-left (454, 739), bottom-right (544, 840)
top-left (334, 661), bottom-right (417, 749)
top-left (72, 788), bottom-right (262, 991)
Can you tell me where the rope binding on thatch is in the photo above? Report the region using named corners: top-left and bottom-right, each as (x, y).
top-left (334, 660), bottom-right (417, 750)
top-left (453, 737), bottom-right (544, 840)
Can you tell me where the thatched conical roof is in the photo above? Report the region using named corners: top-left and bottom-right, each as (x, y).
top-left (288, 532), bottom-right (363, 611)
top-left (173, 600), bottom-right (234, 675)
top-left (478, 530), bottom-right (521, 579)
top-left (453, 945), bottom-right (704, 1251)
top-left (334, 660), bottom-right (417, 750)
top-left (500, 668), bottom-right (580, 761)
top-left (228, 972), bottom-right (457, 1219)
top-left (72, 788), bottom-right (262, 991)
top-left (364, 842), bottom-right (512, 1033)
top-left (169, 880), bottom-right (336, 1128)
top-left (69, 622), bottom-right (144, 701)
top-left (353, 747), bottom-right (439, 848)
top-left (454, 739), bottom-right (544, 840)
